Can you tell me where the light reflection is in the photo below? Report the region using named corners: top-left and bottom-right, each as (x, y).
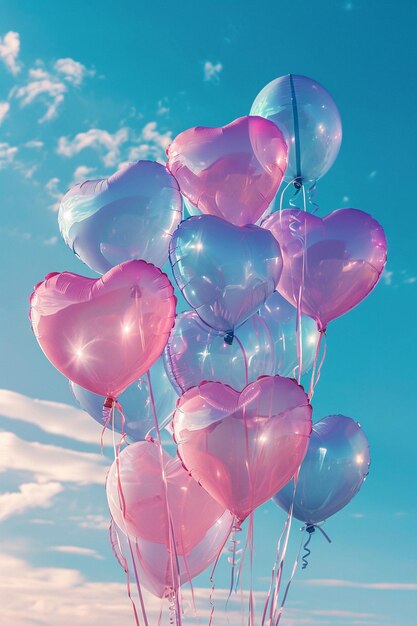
top-left (355, 454), bottom-right (364, 465)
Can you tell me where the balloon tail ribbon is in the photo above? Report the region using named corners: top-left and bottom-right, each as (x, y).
top-left (307, 180), bottom-right (319, 214)
top-left (109, 520), bottom-right (142, 626)
top-left (226, 521), bottom-right (243, 612)
top-left (279, 178), bottom-right (299, 213)
top-left (234, 335), bottom-right (249, 387)
top-left (146, 371), bottom-right (183, 626)
top-left (289, 73), bottom-right (303, 192)
top-left (309, 330), bottom-right (327, 399)
top-left (267, 475), bottom-right (298, 626)
top-left (271, 531), bottom-right (306, 626)
top-left (208, 521), bottom-right (233, 626)
top-left (301, 524), bottom-right (332, 570)
top-left (247, 513), bottom-right (255, 626)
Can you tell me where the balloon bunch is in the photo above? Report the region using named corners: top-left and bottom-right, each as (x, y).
top-left (29, 74), bottom-right (387, 625)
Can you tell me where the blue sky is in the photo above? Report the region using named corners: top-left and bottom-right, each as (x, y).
top-left (0, 1), bottom-right (416, 625)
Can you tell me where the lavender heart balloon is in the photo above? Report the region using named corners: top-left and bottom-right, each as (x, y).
top-left (164, 310), bottom-right (275, 393)
top-left (59, 160), bottom-right (182, 274)
top-left (262, 208), bottom-right (387, 331)
top-left (273, 415), bottom-right (370, 524)
top-left (169, 215), bottom-right (282, 334)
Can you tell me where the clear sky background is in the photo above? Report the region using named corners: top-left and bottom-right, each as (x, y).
top-left (0, 1), bottom-right (416, 625)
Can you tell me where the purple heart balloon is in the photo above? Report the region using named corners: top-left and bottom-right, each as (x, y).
top-left (273, 415), bottom-right (370, 524)
top-left (59, 160), bottom-right (183, 275)
top-left (262, 208), bottom-right (387, 331)
top-left (169, 215), bottom-right (282, 333)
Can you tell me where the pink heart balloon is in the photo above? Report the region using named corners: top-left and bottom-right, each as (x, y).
top-left (262, 208), bottom-right (387, 331)
top-left (111, 514), bottom-right (232, 598)
top-left (167, 115), bottom-right (288, 227)
top-left (106, 440), bottom-right (233, 555)
top-left (29, 261), bottom-right (176, 398)
top-left (173, 376), bottom-right (312, 525)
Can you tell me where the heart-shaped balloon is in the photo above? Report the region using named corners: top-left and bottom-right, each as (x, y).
top-left (169, 215), bottom-right (282, 333)
top-left (106, 440), bottom-right (233, 554)
top-left (262, 208), bottom-right (387, 331)
top-left (59, 161), bottom-right (183, 274)
top-left (273, 415), bottom-right (370, 524)
top-left (173, 376), bottom-right (312, 525)
top-left (259, 291), bottom-right (320, 378)
top-left (70, 355), bottom-right (178, 441)
top-left (30, 261), bottom-right (176, 398)
top-left (111, 513), bottom-right (232, 599)
top-left (167, 116), bottom-right (288, 226)
top-left (164, 310), bottom-right (275, 393)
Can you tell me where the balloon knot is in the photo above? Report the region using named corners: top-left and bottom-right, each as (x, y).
top-left (293, 177), bottom-right (303, 190)
top-left (224, 331), bottom-right (234, 345)
top-left (104, 396), bottom-right (116, 409)
top-left (306, 524), bottom-right (315, 534)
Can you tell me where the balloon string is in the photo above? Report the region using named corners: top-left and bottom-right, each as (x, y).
top-left (271, 532), bottom-right (305, 626)
top-left (226, 521), bottom-right (243, 613)
top-left (260, 512), bottom-right (289, 626)
top-left (289, 73), bottom-right (302, 188)
top-left (208, 522), bottom-right (233, 626)
top-left (146, 371), bottom-right (183, 626)
top-left (109, 399), bottom-right (148, 626)
top-left (268, 474), bottom-right (298, 626)
top-left (247, 513), bottom-right (255, 626)
top-left (308, 330), bottom-right (327, 399)
top-left (109, 520), bottom-right (142, 626)
top-left (234, 335), bottom-right (249, 387)
top-left (301, 531), bottom-right (313, 570)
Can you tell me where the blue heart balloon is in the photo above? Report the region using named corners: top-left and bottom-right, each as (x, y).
top-left (164, 309), bottom-right (275, 393)
top-left (59, 161), bottom-right (182, 274)
top-left (273, 415), bottom-right (370, 524)
top-left (169, 215), bottom-right (282, 333)
top-left (70, 356), bottom-right (178, 442)
top-left (259, 291), bottom-right (320, 378)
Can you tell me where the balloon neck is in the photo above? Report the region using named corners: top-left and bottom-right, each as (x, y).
top-left (104, 396), bottom-right (116, 409)
top-left (224, 331), bottom-right (234, 345)
top-left (305, 524), bottom-right (316, 535)
top-left (293, 177), bottom-right (303, 190)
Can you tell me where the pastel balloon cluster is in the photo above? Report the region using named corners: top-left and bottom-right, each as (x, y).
top-left (28, 74), bottom-right (386, 612)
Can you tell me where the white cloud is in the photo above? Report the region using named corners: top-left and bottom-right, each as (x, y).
top-left (57, 128), bottom-right (129, 167)
top-left (71, 165), bottom-right (95, 184)
top-left (45, 176), bottom-right (62, 211)
top-left (25, 140), bottom-right (44, 149)
top-left (404, 276), bottom-right (417, 284)
top-left (0, 431), bottom-right (108, 484)
top-left (69, 513), bottom-right (109, 531)
top-left (304, 578), bottom-right (417, 591)
top-left (14, 71), bottom-right (66, 123)
top-left (0, 142), bottom-right (18, 168)
top-left (49, 546), bottom-right (104, 560)
top-left (382, 269), bottom-right (393, 286)
top-left (42, 235), bottom-right (58, 246)
top-left (128, 121), bottom-right (172, 163)
top-left (0, 389), bottom-right (116, 446)
top-left (54, 58), bottom-right (94, 86)
top-left (0, 31), bottom-right (21, 75)
top-left (0, 482), bottom-right (63, 522)
top-left (0, 101), bottom-right (10, 124)
top-left (204, 60), bottom-right (223, 82)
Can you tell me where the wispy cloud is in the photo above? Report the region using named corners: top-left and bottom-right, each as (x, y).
top-left (45, 176), bottom-right (62, 211)
top-left (54, 58), bottom-right (94, 86)
top-left (49, 545), bottom-right (104, 560)
top-left (0, 142), bottom-right (18, 169)
top-left (0, 431), bottom-right (108, 484)
top-left (127, 121), bottom-right (171, 163)
top-left (71, 165), bottom-right (96, 184)
top-left (0, 482), bottom-right (63, 522)
top-left (0, 31), bottom-right (21, 75)
top-left (57, 127), bottom-right (129, 167)
top-left (204, 60), bottom-right (223, 82)
top-left (0, 101), bottom-right (10, 124)
top-left (304, 578), bottom-right (417, 591)
top-left (13, 65), bottom-right (67, 123)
